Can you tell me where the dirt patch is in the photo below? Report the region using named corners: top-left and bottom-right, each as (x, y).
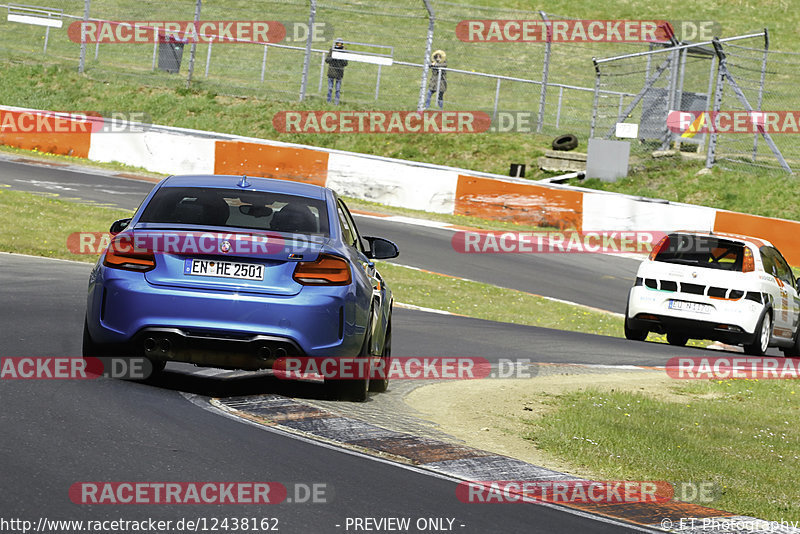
top-left (404, 369), bottom-right (685, 478)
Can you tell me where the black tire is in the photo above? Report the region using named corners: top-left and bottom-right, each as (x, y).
top-left (326, 322), bottom-right (372, 402)
top-left (552, 133), bottom-right (578, 151)
top-left (368, 321), bottom-right (391, 393)
top-left (782, 328), bottom-right (800, 358)
top-left (744, 311), bottom-right (771, 356)
top-left (666, 332), bottom-right (688, 346)
top-left (82, 319), bottom-right (101, 357)
top-left (624, 305), bottom-right (648, 341)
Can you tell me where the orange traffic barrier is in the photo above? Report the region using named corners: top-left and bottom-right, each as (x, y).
top-left (0, 109), bottom-right (91, 158)
top-left (454, 175), bottom-right (583, 230)
top-left (214, 141), bottom-right (328, 186)
top-left (714, 210), bottom-right (800, 265)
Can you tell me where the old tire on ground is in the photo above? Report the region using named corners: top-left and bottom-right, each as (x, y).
top-left (552, 134), bottom-right (578, 151)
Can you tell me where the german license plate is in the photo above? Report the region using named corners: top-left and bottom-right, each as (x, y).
top-left (184, 259), bottom-right (264, 281)
top-left (668, 300), bottom-right (712, 314)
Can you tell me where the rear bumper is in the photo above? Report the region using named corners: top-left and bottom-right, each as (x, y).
top-left (87, 266), bottom-right (365, 359)
top-left (627, 286), bottom-right (764, 344)
top-left (135, 327), bottom-right (303, 370)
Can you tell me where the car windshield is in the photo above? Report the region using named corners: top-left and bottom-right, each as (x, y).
top-left (654, 234), bottom-right (745, 271)
top-left (138, 187), bottom-right (330, 236)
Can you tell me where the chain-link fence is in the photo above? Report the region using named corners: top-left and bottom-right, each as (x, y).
top-left (589, 32), bottom-right (800, 174)
top-left (711, 41), bottom-right (800, 174)
top-left (0, 2), bottom-right (686, 135)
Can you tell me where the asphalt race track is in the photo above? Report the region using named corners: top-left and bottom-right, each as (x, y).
top-left (0, 158), bottom-right (712, 533)
top-left (0, 253), bottom-right (668, 533)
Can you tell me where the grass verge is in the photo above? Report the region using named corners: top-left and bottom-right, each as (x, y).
top-left (377, 261), bottom-right (622, 336)
top-left (0, 188), bottom-right (132, 261)
top-left (525, 379), bottom-right (800, 520)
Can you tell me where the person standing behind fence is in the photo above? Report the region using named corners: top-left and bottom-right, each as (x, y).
top-left (326, 39), bottom-right (348, 105)
top-left (425, 50), bottom-right (447, 110)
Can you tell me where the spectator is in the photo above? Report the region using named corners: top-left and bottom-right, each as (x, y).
top-left (425, 49), bottom-right (447, 110)
top-left (325, 39), bottom-right (348, 105)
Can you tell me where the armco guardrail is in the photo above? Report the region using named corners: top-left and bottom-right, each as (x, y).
top-left (1, 104), bottom-right (799, 264)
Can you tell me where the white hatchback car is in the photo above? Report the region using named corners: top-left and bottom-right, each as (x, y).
top-left (625, 231), bottom-right (800, 355)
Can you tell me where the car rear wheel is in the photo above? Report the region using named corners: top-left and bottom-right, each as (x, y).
top-left (624, 305), bottom-right (648, 341)
top-left (666, 332), bottom-right (688, 346)
top-left (368, 321), bottom-right (391, 393)
top-left (82, 319), bottom-right (101, 358)
top-left (326, 326), bottom-right (372, 402)
top-left (744, 312), bottom-right (771, 356)
top-left (782, 327), bottom-right (800, 358)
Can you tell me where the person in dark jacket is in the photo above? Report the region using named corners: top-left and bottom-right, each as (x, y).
top-left (325, 39), bottom-right (348, 105)
top-left (425, 49), bottom-right (447, 110)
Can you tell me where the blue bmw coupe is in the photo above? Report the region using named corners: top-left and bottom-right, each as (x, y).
top-left (83, 175), bottom-right (398, 401)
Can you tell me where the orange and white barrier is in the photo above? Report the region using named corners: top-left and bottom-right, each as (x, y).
top-left (3, 104), bottom-right (800, 264)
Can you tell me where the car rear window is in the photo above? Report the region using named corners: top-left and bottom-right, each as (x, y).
top-left (654, 234), bottom-right (745, 271)
top-left (138, 187), bottom-right (330, 236)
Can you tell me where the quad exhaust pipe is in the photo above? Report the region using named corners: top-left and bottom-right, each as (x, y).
top-left (144, 336), bottom-right (172, 354)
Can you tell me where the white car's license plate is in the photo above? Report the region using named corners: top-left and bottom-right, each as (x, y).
top-left (184, 259), bottom-right (264, 281)
top-left (668, 300), bottom-right (712, 314)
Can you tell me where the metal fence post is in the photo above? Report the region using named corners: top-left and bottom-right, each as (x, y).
top-left (537, 11), bottom-right (552, 132)
top-left (660, 48), bottom-right (678, 150)
top-left (590, 59), bottom-right (600, 138)
top-left (78, 0), bottom-right (90, 73)
top-left (706, 48), bottom-right (725, 168)
top-left (205, 37), bottom-right (214, 77)
top-left (185, 0), bottom-right (202, 89)
top-left (318, 52), bottom-right (325, 92)
top-left (556, 86), bottom-right (563, 128)
top-left (492, 78), bottom-right (501, 121)
top-left (753, 28), bottom-right (769, 161)
top-left (417, 0), bottom-right (435, 112)
top-left (261, 45), bottom-right (269, 82)
top-left (299, 0), bottom-right (316, 101)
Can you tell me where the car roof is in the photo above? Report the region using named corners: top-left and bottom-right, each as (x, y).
top-left (669, 230), bottom-right (773, 249)
top-left (160, 175), bottom-right (328, 200)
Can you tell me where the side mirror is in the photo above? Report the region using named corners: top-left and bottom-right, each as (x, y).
top-left (109, 218), bottom-right (131, 235)
top-left (364, 236), bottom-right (399, 260)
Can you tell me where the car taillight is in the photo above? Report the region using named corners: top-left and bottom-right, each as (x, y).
top-left (648, 235), bottom-right (670, 261)
top-left (742, 248), bottom-right (755, 272)
top-left (103, 234), bottom-right (156, 272)
top-left (293, 254), bottom-right (351, 285)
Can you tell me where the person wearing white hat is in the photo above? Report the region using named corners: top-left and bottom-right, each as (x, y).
top-left (425, 49), bottom-right (447, 110)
